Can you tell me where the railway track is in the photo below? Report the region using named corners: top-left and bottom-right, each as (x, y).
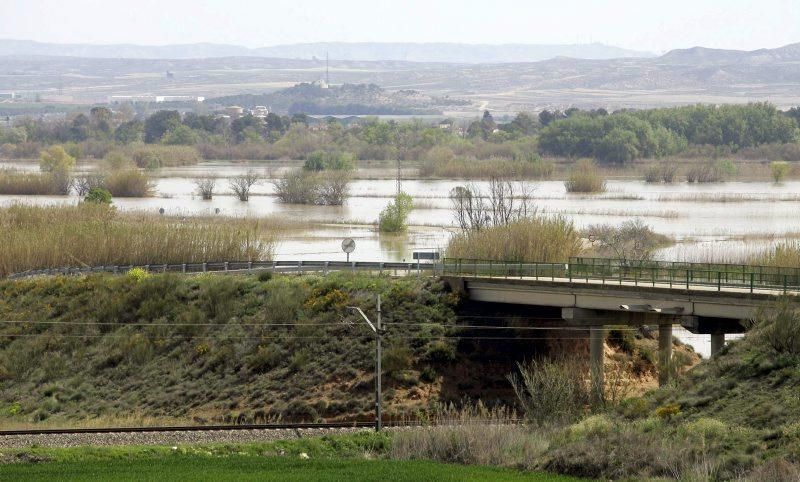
top-left (0, 421), bottom-right (384, 436)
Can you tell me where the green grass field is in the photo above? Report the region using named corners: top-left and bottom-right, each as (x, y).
top-left (0, 456), bottom-right (582, 482)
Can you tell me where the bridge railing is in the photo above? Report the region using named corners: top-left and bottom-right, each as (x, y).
top-left (442, 257), bottom-right (800, 294)
top-left (8, 260), bottom-right (438, 280)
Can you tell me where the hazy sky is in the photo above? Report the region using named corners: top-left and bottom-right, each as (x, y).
top-left (3, 0), bottom-right (799, 53)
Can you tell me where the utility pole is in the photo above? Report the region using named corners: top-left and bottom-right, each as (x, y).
top-left (347, 295), bottom-right (383, 431)
top-left (396, 158), bottom-right (402, 195)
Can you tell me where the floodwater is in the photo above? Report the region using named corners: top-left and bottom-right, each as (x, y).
top-left (3, 165), bottom-right (799, 263)
top-left (2, 159), bottom-right (790, 355)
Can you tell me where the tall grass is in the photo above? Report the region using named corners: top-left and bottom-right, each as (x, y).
top-left (103, 169), bottom-right (152, 197)
top-left (390, 404), bottom-right (545, 469)
top-left (0, 171), bottom-right (60, 195)
top-left (564, 159), bottom-right (605, 193)
top-left (130, 145), bottom-right (201, 168)
top-left (0, 204), bottom-right (275, 276)
top-left (751, 241), bottom-right (800, 268)
top-left (446, 216), bottom-right (582, 262)
top-left (419, 156), bottom-right (554, 179)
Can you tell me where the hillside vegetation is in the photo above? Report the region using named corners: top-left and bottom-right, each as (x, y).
top-left (0, 273), bottom-right (458, 426)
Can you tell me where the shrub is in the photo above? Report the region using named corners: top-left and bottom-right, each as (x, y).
top-left (643, 163), bottom-right (678, 183)
top-left (771, 161), bottom-right (790, 183)
top-left (303, 151), bottom-right (355, 171)
top-left (127, 267), bottom-right (151, 282)
top-left (273, 170), bottom-right (351, 206)
top-left (104, 151), bottom-right (134, 170)
top-left (509, 357), bottom-right (593, 426)
top-left (382, 343), bottom-right (413, 376)
top-left (130, 145), bottom-right (200, 168)
top-left (753, 301), bottom-right (800, 355)
top-left (585, 219), bottom-right (671, 264)
top-left (194, 178), bottom-right (216, 200)
top-left (84, 187), bottom-right (112, 204)
top-left (104, 169), bottom-right (152, 197)
top-left (564, 159), bottom-right (605, 193)
top-left (686, 159), bottom-right (737, 183)
top-left (39, 145), bottom-right (76, 173)
top-left (229, 170), bottom-right (260, 202)
top-left (378, 192), bottom-right (413, 232)
top-left (74, 174), bottom-right (105, 196)
top-left (655, 403), bottom-right (681, 419)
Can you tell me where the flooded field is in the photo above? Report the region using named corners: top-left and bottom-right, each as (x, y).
top-left (2, 159), bottom-right (799, 264)
top-left (2, 159), bottom-right (789, 355)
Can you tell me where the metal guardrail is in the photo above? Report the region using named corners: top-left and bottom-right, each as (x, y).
top-left (8, 260), bottom-right (439, 280)
top-left (443, 258), bottom-right (800, 294)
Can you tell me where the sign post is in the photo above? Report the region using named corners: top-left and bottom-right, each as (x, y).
top-left (342, 238), bottom-right (356, 262)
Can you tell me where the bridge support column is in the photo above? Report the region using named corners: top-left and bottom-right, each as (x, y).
top-left (658, 323), bottom-right (673, 387)
top-left (589, 326), bottom-right (604, 403)
top-left (710, 333), bottom-right (725, 356)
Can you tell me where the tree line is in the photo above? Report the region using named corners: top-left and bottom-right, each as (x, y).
top-left (1, 103), bottom-right (799, 165)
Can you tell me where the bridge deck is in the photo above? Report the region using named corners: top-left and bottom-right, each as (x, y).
top-left (443, 258), bottom-right (800, 298)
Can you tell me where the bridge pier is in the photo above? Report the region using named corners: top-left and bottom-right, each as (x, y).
top-left (658, 323), bottom-right (673, 387)
top-left (710, 333), bottom-right (725, 356)
top-left (589, 326), bottom-right (604, 402)
top-left (562, 307), bottom-right (679, 391)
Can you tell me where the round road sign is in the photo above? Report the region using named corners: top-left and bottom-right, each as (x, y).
top-left (342, 238), bottom-right (356, 254)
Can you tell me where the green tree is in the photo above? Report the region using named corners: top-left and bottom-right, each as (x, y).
top-left (144, 110), bottom-right (181, 143)
top-left (379, 192), bottom-right (414, 232)
top-left (40, 145), bottom-right (76, 172)
top-left (162, 125), bottom-right (200, 145)
top-left (115, 120), bottom-right (144, 144)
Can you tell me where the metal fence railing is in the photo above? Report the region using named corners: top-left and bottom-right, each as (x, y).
top-left (442, 258), bottom-right (800, 294)
top-left (8, 260), bottom-right (439, 280)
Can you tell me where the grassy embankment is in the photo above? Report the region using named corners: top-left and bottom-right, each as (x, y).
top-left (0, 273), bottom-right (460, 427)
top-left (0, 269), bottom-right (685, 429)
top-left (0, 433), bottom-right (584, 482)
top-left (0, 204), bottom-right (274, 277)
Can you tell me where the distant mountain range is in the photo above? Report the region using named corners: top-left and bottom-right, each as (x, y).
top-left (0, 39), bottom-right (654, 63)
top-left (2, 40), bottom-right (800, 111)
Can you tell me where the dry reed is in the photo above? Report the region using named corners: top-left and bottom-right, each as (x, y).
top-left (0, 204), bottom-right (276, 276)
top-left (446, 216), bottom-right (583, 262)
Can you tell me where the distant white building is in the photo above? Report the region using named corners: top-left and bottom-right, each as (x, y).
top-left (251, 106), bottom-right (269, 118)
top-left (225, 106), bottom-right (245, 118)
top-left (108, 95), bottom-right (205, 104)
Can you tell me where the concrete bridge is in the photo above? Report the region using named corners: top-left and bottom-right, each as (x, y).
top-left (11, 256), bottom-right (798, 398)
top-left (443, 257), bottom-right (799, 395)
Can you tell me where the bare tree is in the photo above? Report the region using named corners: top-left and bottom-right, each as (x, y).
top-left (229, 170), bottom-right (260, 202)
top-left (450, 178), bottom-right (536, 232)
top-left (194, 178), bottom-right (216, 200)
top-left (315, 171), bottom-right (350, 206)
top-left (75, 174), bottom-right (105, 197)
top-left (587, 219), bottom-right (665, 266)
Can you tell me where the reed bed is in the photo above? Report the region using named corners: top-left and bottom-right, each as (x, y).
top-left (0, 171), bottom-right (59, 195)
top-left (0, 204), bottom-right (276, 277)
top-left (564, 159), bottom-right (606, 193)
top-left (657, 193), bottom-right (800, 203)
top-left (751, 241), bottom-right (800, 268)
top-left (103, 169), bottom-right (153, 197)
top-left (446, 216), bottom-right (583, 262)
top-left (419, 157), bottom-right (554, 179)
